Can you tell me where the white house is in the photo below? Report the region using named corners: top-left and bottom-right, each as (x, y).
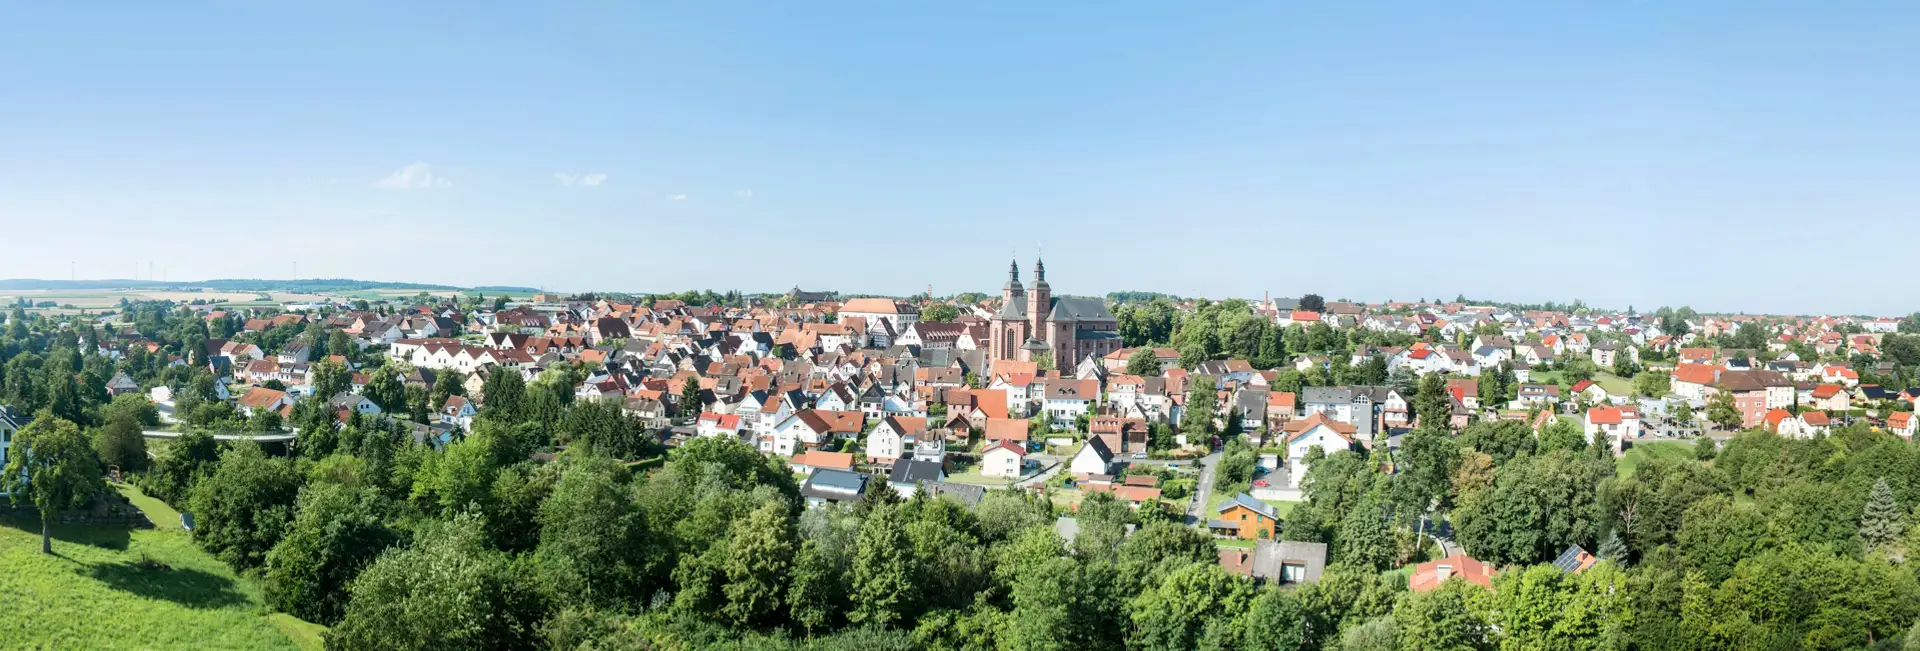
top-left (981, 440), bottom-right (1027, 478)
top-left (440, 395), bottom-right (476, 428)
top-left (1068, 436), bottom-right (1115, 477)
top-left (697, 412), bottom-right (744, 439)
top-left (0, 407), bottom-right (29, 472)
top-left (865, 415), bottom-right (928, 464)
top-left (1281, 413), bottom-right (1355, 488)
top-left (1042, 379), bottom-right (1096, 430)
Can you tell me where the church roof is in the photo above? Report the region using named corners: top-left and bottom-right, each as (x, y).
top-left (1047, 296), bottom-right (1116, 323)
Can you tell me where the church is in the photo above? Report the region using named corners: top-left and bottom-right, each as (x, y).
top-left (987, 257), bottom-right (1122, 369)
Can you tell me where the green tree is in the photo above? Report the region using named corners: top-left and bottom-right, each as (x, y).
top-left (1634, 371), bottom-right (1670, 398)
top-left (1183, 375), bottom-right (1217, 442)
top-left (264, 483), bottom-right (401, 624)
top-left (920, 304), bottom-right (960, 322)
top-left (93, 401), bottom-right (150, 473)
top-left (1861, 477), bottom-right (1906, 555)
top-left (329, 514), bottom-right (548, 651)
top-left (1393, 581), bottom-right (1490, 651)
top-left (1125, 348), bottom-right (1162, 377)
top-left (720, 503), bottom-right (795, 627)
top-left (1413, 374), bottom-right (1452, 429)
top-left (1455, 450), bottom-right (1610, 566)
top-left (679, 375), bottom-right (703, 418)
top-left (849, 504), bottom-right (918, 627)
top-left (362, 365), bottom-right (408, 414)
top-left (2, 414), bottom-right (102, 554)
top-left (1338, 495), bottom-right (1396, 571)
top-left (1127, 563), bottom-right (1252, 651)
top-left (787, 540), bottom-right (839, 634)
top-left (188, 442), bottom-right (305, 570)
top-left (1706, 391), bottom-right (1742, 431)
top-left (535, 457), bottom-right (649, 607)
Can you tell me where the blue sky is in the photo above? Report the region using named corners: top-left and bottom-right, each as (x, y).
top-left (2, 2), bottom-right (1916, 315)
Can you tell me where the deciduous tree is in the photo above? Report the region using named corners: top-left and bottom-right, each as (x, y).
top-left (2, 414), bottom-right (102, 554)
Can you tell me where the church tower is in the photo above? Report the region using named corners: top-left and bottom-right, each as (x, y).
top-left (1027, 255), bottom-right (1051, 353)
top-left (1001, 258), bottom-right (1024, 307)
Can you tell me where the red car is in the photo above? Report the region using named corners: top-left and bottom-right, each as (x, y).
top-left (1253, 479), bottom-right (1269, 487)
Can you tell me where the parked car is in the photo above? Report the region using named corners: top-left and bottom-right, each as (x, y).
top-left (1253, 479), bottom-right (1269, 487)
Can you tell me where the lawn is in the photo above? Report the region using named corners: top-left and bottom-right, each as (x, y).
top-left (0, 489), bottom-right (315, 649)
top-left (1618, 441), bottom-right (1694, 479)
top-left (946, 466), bottom-right (1018, 486)
top-left (1593, 372), bottom-right (1635, 397)
top-left (1203, 490), bottom-right (1299, 520)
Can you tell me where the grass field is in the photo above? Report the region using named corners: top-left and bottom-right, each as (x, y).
top-left (1618, 441), bottom-right (1694, 479)
top-left (1593, 372), bottom-right (1635, 396)
top-left (1203, 490), bottom-right (1299, 520)
top-left (0, 486), bottom-right (315, 650)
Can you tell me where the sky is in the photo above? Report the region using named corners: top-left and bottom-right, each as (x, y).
top-left (1, 2), bottom-right (1917, 315)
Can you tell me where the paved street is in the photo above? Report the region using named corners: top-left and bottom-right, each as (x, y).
top-left (1184, 451), bottom-right (1222, 525)
top-left (1012, 455), bottom-right (1064, 489)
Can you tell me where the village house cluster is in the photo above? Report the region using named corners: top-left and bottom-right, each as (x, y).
top-left (53, 259), bottom-right (1919, 588)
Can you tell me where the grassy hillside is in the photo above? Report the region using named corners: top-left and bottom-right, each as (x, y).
top-left (1617, 440), bottom-right (1694, 479)
top-left (0, 497), bottom-right (310, 650)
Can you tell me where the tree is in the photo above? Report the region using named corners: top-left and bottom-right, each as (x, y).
top-left (1128, 563), bottom-right (1252, 651)
top-left (1674, 401), bottom-right (1696, 427)
top-left (1393, 581), bottom-right (1490, 651)
top-left (787, 540), bottom-right (838, 634)
top-left (1612, 351), bottom-right (1640, 379)
top-left (2, 414), bottom-right (102, 554)
top-left (1182, 375), bottom-right (1217, 442)
top-left (679, 375), bottom-right (703, 419)
top-left (1693, 437), bottom-right (1716, 461)
top-left (264, 484), bottom-right (401, 624)
top-left (536, 457), bottom-right (649, 607)
top-left (720, 503), bottom-right (794, 627)
top-left (362, 365), bottom-right (408, 414)
top-left (1299, 294), bottom-right (1326, 313)
top-left (189, 442), bottom-right (305, 570)
top-left (1706, 391), bottom-right (1742, 431)
top-left (1633, 371), bottom-right (1670, 398)
top-left (1337, 496), bottom-right (1395, 571)
top-left (1861, 477), bottom-right (1906, 556)
top-left (329, 514), bottom-right (547, 651)
top-left (1125, 348), bottom-right (1162, 377)
top-left (93, 400), bottom-right (150, 473)
top-left (1455, 450), bottom-right (1610, 565)
top-left (1031, 351), bottom-right (1055, 373)
top-left (849, 504), bottom-right (917, 627)
top-left (1413, 374), bottom-right (1452, 430)
top-left (920, 304), bottom-right (960, 323)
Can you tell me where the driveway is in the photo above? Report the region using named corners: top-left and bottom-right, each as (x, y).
top-left (1185, 451), bottom-right (1222, 525)
top-left (1012, 455), bottom-right (1064, 489)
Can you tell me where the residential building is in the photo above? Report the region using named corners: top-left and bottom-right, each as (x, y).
top-left (1208, 493), bottom-right (1279, 540)
top-left (981, 439), bottom-right (1027, 478)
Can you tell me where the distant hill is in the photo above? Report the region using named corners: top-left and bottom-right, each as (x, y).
top-left (0, 278), bottom-right (538, 293)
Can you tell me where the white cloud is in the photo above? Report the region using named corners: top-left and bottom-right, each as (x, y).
top-left (554, 172), bottom-right (609, 187)
top-left (376, 162), bottom-right (450, 189)
top-left (666, 193), bottom-right (687, 201)
top-left (736, 189), bottom-right (754, 198)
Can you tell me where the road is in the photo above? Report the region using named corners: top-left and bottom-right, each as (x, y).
top-left (1012, 455), bottom-right (1064, 489)
top-left (142, 430), bottom-right (298, 443)
top-left (1185, 451), bottom-right (1222, 525)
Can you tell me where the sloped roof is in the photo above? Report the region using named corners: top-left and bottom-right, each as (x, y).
top-left (1217, 492), bottom-right (1277, 520)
